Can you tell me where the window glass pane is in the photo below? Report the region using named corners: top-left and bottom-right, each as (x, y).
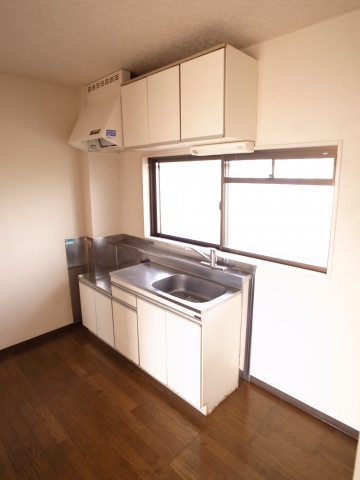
top-left (158, 160), bottom-right (221, 244)
top-left (228, 160), bottom-right (272, 178)
top-left (274, 158), bottom-right (334, 179)
top-left (225, 184), bottom-right (334, 267)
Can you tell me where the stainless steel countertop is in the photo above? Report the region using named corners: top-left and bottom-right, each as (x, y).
top-left (110, 262), bottom-right (241, 314)
top-left (78, 260), bottom-right (140, 295)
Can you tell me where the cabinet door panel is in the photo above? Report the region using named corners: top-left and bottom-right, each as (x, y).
top-left (113, 301), bottom-right (139, 364)
top-left (180, 49), bottom-right (224, 140)
top-left (166, 312), bottom-right (201, 408)
top-left (79, 282), bottom-right (97, 334)
top-left (94, 291), bottom-right (114, 347)
top-left (137, 298), bottom-right (167, 384)
top-left (121, 79), bottom-right (149, 148)
top-left (148, 66), bottom-right (180, 144)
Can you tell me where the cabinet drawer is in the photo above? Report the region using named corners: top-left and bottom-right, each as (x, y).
top-left (111, 285), bottom-right (137, 308)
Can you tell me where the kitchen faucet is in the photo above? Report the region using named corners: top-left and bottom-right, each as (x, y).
top-left (184, 246), bottom-right (227, 271)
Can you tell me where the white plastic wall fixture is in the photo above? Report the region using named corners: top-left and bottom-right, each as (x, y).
top-left (68, 96), bottom-right (123, 153)
top-left (190, 141), bottom-right (254, 156)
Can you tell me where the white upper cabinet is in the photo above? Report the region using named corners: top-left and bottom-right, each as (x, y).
top-left (121, 44), bottom-right (257, 149)
top-left (181, 46), bottom-right (257, 143)
top-left (148, 66), bottom-right (180, 145)
top-left (121, 78), bottom-right (149, 148)
top-left (180, 49), bottom-right (225, 141)
top-left (224, 45), bottom-right (258, 142)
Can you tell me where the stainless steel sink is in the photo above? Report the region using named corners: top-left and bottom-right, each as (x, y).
top-left (152, 274), bottom-right (227, 303)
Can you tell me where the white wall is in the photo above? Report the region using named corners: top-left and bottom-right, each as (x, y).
top-left (120, 9), bottom-right (360, 430)
top-left (0, 73), bottom-right (85, 349)
top-left (87, 153), bottom-right (122, 238)
top-left (75, 85), bottom-right (123, 239)
top-left (242, 9), bottom-right (360, 430)
top-left (120, 151), bottom-right (145, 237)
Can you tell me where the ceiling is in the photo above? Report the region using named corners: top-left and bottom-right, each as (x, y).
top-left (1, 0), bottom-right (360, 88)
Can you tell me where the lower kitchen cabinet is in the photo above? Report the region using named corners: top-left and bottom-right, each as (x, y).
top-left (79, 282), bottom-right (114, 347)
top-left (166, 311), bottom-right (201, 408)
top-left (79, 282), bottom-right (97, 334)
top-left (112, 299), bottom-right (139, 364)
top-left (94, 290), bottom-right (114, 347)
top-left (137, 297), bottom-right (167, 384)
top-left (82, 272), bottom-right (243, 415)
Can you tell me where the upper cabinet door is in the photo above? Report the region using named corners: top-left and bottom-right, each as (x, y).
top-left (121, 78), bottom-right (149, 148)
top-left (148, 66), bottom-right (180, 145)
top-left (180, 49), bottom-right (225, 141)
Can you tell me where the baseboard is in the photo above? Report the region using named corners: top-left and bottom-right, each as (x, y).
top-left (250, 375), bottom-right (359, 439)
top-left (0, 321), bottom-right (82, 358)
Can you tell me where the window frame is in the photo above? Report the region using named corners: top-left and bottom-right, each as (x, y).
top-left (148, 146), bottom-right (337, 273)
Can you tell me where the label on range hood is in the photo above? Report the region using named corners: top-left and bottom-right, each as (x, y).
top-left (106, 129), bottom-right (116, 138)
top-left (89, 129), bottom-right (101, 135)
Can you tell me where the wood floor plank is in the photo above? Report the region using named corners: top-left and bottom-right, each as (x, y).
top-left (276, 399), bottom-right (333, 438)
top-left (187, 434), bottom-right (264, 480)
top-left (0, 402), bottom-right (40, 479)
top-left (172, 447), bottom-right (221, 479)
top-left (14, 351), bottom-right (103, 480)
top-left (68, 389), bottom-right (160, 479)
top-left (0, 436), bottom-right (18, 480)
top-left (257, 407), bottom-right (326, 455)
top-left (85, 352), bottom-right (200, 445)
top-left (315, 429), bottom-right (358, 477)
top-left (203, 427), bottom-right (291, 480)
top-left (156, 465), bottom-right (183, 480)
top-left (252, 429), bottom-right (349, 480)
top-left (0, 326), bottom-right (356, 480)
top-left (0, 383), bottom-right (58, 480)
top-left (41, 352), bottom-right (163, 480)
top-left (196, 432), bottom-right (274, 480)
top-left (1, 363), bottom-right (80, 480)
top-left (35, 402), bottom-right (102, 480)
top-left (23, 361), bottom-right (139, 480)
top-left (59, 394), bottom-right (147, 479)
top-left (169, 455), bottom-right (204, 480)
top-left (67, 386), bottom-right (164, 478)
top-left (131, 404), bottom-right (187, 455)
top-left (83, 367), bottom-right (138, 412)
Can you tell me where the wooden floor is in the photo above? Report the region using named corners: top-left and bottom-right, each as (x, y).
top-left (0, 325), bottom-right (357, 479)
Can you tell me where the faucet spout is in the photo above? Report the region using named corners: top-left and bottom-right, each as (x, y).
top-left (184, 246), bottom-right (226, 271)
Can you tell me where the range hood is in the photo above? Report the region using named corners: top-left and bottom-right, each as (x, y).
top-left (68, 96), bottom-right (124, 153)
